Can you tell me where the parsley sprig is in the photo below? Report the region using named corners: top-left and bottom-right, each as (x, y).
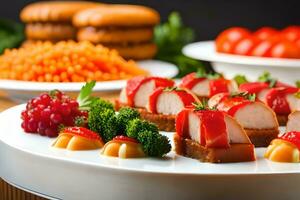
top-left (230, 91), bottom-right (256, 102)
top-left (258, 71), bottom-right (277, 88)
top-left (192, 100), bottom-right (216, 111)
top-left (77, 81), bottom-right (97, 110)
top-left (195, 68), bottom-right (222, 79)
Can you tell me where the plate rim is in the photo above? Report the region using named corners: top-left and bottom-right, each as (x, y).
top-left (183, 41), bottom-right (300, 68)
top-left (1, 104), bottom-right (300, 176)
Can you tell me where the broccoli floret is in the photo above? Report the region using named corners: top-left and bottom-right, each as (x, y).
top-left (116, 107), bottom-right (140, 133)
top-left (92, 98), bottom-right (114, 111)
top-left (126, 118), bottom-right (158, 139)
top-left (88, 99), bottom-right (117, 142)
top-left (137, 130), bottom-right (171, 157)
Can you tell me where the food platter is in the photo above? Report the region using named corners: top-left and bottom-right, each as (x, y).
top-left (182, 41), bottom-right (300, 84)
top-left (0, 60), bottom-right (178, 102)
top-left (1, 105), bottom-right (300, 200)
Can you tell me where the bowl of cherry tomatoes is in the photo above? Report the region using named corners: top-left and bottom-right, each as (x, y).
top-left (183, 26), bottom-right (300, 84)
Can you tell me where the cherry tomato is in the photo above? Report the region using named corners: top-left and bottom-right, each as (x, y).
top-left (251, 35), bottom-right (281, 57)
top-left (281, 26), bottom-right (300, 42)
top-left (233, 36), bottom-right (259, 55)
top-left (270, 40), bottom-right (300, 58)
top-left (253, 27), bottom-right (278, 40)
top-left (216, 27), bottom-right (251, 53)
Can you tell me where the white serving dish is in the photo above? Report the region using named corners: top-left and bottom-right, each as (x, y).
top-left (1, 105), bottom-right (300, 200)
top-left (183, 41), bottom-right (300, 84)
top-left (0, 60), bottom-right (178, 102)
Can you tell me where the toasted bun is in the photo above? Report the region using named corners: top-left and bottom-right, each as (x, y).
top-left (77, 27), bottom-right (154, 44)
top-left (25, 23), bottom-right (76, 40)
top-left (73, 5), bottom-right (160, 27)
top-left (106, 43), bottom-right (157, 60)
top-left (20, 1), bottom-right (100, 22)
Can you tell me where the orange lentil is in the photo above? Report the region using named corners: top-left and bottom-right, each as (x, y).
top-left (0, 41), bottom-right (148, 82)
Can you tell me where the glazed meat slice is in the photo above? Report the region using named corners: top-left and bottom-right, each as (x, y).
top-left (148, 87), bottom-right (198, 115)
top-left (180, 72), bottom-right (237, 97)
top-left (119, 76), bottom-right (174, 108)
top-left (286, 111), bottom-right (300, 132)
top-left (208, 92), bottom-right (279, 147)
top-left (174, 107), bottom-right (255, 163)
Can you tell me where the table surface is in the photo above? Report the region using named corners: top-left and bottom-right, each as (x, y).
top-left (0, 90), bottom-right (119, 200)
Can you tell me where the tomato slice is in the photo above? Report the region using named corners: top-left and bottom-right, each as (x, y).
top-left (253, 27), bottom-right (278, 40)
top-left (279, 131), bottom-right (300, 150)
top-left (216, 27), bottom-right (251, 53)
top-left (63, 127), bottom-right (101, 141)
top-left (113, 135), bottom-right (139, 144)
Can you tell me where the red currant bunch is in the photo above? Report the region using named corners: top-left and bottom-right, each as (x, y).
top-left (21, 90), bottom-right (88, 137)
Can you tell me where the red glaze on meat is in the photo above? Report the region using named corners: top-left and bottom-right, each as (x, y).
top-left (119, 76), bottom-right (174, 107)
top-left (148, 88), bottom-right (198, 114)
top-left (175, 107), bottom-right (251, 148)
top-left (180, 73), bottom-right (237, 97)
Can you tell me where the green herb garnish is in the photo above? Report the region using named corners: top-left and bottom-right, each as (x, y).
top-left (154, 12), bottom-right (204, 77)
top-left (258, 71), bottom-right (277, 88)
top-left (77, 81), bottom-right (97, 110)
top-left (296, 80), bottom-right (300, 88)
top-left (195, 68), bottom-right (222, 79)
top-left (163, 86), bottom-right (183, 92)
top-left (233, 74), bottom-right (248, 86)
top-left (230, 91), bottom-right (256, 101)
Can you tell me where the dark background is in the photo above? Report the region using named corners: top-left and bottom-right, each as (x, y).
top-left (2, 0), bottom-right (299, 40)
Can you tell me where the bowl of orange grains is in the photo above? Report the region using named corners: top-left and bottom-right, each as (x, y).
top-left (0, 41), bottom-right (178, 102)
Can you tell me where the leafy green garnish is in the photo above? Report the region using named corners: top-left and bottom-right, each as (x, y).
top-left (154, 12), bottom-right (204, 77)
top-left (163, 86), bottom-right (183, 92)
top-left (0, 19), bottom-right (24, 54)
top-left (230, 92), bottom-right (256, 101)
top-left (192, 100), bottom-right (216, 111)
top-left (77, 81), bottom-right (97, 110)
top-left (194, 68), bottom-right (221, 79)
top-left (296, 80), bottom-right (300, 88)
top-left (234, 74), bottom-right (248, 86)
top-left (258, 71), bottom-right (277, 88)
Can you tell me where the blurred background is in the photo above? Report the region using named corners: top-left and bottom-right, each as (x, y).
top-left (2, 0), bottom-right (300, 40)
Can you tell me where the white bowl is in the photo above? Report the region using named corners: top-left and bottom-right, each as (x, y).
top-left (183, 41), bottom-right (300, 84)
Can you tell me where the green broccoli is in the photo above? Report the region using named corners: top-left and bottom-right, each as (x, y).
top-left (88, 99), bottom-right (117, 142)
top-left (126, 118), bottom-right (159, 139)
top-left (137, 130), bottom-right (171, 157)
top-left (116, 107), bottom-right (140, 133)
top-left (92, 98), bottom-right (114, 111)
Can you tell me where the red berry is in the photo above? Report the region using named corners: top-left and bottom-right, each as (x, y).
top-left (41, 108), bottom-right (51, 121)
top-left (27, 118), bottom-right (38, 132)
top-left (45, 128), bottom-right (58, 137)
top-left (60, 103), bottom-right (71, 116)
top-left (50, 113), bottom-right (62, 124)
top-left (21, 89), bottom-right (85, 138)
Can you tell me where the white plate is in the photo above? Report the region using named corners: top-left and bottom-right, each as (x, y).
top-left (1, 105), bottom-right (300, 200)
top-left (0, 60), bottom-right (178, 102)
top-left (183, 41), bottom-right (300, 84)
